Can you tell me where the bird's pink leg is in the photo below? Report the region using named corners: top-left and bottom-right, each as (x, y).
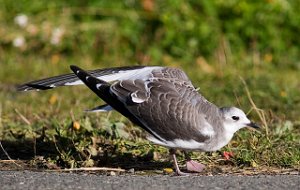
top-left (169, 149), bottom-right (189, 176)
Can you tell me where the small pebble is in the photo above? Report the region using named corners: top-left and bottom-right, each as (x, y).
top-left (163, 168), bottom-right (174, 174)
top-left (127, 168), bottom-right (135, 174)
top-left (110, 171), bottom-right (116, 176)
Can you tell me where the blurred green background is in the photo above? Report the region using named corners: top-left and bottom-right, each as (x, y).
top-left (0, 0), bottom-right (299, 171)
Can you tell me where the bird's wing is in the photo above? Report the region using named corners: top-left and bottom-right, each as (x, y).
top-left (110, 76), bottom-right (215, 145)
top-left (69, 65), bottom-right (216, 146)
top-left (17, 65), bottom-right (162, 91)
top-left (104, 67), bottom-right (219, 147)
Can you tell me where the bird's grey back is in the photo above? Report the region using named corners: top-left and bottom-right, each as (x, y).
top-left (110, 67), bottom-right (223, 143)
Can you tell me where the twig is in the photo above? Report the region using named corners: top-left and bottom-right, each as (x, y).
top-left (15, 109), bottom-right (31, 125)
top-left (49, 167), bottom-right (125, 172)
top-left (0, 160), bottom-right (21, 162)
top-left (0, 103), bottom-right (2, 128)
top-left (0, 141), bottom-right (13, 160)
top-left (70, 109), bottom-right (75, 121)
top-left (0, 141), bottom-right (22, 168)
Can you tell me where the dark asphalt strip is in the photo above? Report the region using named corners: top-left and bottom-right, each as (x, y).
top-left (0, 171), bottom-right (299, 190)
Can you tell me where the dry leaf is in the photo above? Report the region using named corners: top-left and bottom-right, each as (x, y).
top-left (263, 53), bottom-right (273, 63)
top-left (51, 54), bottom-right (60, 65)
top-left (251, 160), bottom-right (258, 168)
top-left (163, 168), bottom-right (173, 174)
top-left (73, 121), bottom-right (80, 130)
top-left (196, 57), bottom-right (215, 74)
top-left (142, 0), bottom-right (155, 12)
top-left (49, 94), bottom-right (58, 105)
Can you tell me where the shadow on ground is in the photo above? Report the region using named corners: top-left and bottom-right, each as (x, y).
top-left (0, 139), bottom-right (171, 171)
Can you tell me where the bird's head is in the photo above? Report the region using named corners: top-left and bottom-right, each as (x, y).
top-left (220, 107), bottom-right (259, 133)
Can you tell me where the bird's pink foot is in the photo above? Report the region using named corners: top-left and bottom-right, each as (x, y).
top-left (223, 151), bottom-right (234, 160)
top-left (175, 170), bottom-right (191, 176)
top-left (186, 160), bottom-right (205, 173)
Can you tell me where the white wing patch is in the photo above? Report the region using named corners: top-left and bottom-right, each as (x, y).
top-left (64, 66), bottom-right (162, 86)
top-left (64, 80), bottom-right (84, 86)
top-left (130, 92), bottom-right (146, 103)
top-left (96, 83), bottom-right (102, 89)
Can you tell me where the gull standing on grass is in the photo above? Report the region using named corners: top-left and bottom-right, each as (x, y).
top-left (18, 65), bottom-right (259, 175)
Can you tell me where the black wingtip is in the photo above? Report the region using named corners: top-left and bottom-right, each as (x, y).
top-left (70, 65), bottom-right (81, 74)
top-left (16, 84), bottom-right (28, 91)
top-left (70, 65), bottom-right (90, 82)
top-left (17, 83), bottom-right (53, 91)
top-left (28, 84), bottom-right (53, 90)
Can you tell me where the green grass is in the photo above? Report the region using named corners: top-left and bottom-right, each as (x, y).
top-left (0, 1), bottom-right (299, 174)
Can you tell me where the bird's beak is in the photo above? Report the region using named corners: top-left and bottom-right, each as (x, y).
top-left (246, 122), bottom-right (260, 129)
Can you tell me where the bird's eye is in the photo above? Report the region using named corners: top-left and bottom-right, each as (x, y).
top-left (232, 116), bottom-right (239, 121)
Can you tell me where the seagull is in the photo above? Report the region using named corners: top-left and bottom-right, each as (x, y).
top-left (18, 65), bottom-right (259, 175)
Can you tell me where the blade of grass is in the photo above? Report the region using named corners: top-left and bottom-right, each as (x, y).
top-left (240, 77), bottom-right (269, 140)
top-left (0, 141), bottom-right (22, 168)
